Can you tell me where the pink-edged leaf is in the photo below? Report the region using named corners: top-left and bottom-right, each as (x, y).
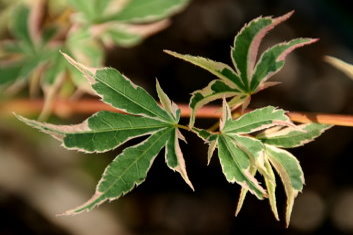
top-left (250, 38), bottom-right (318, 91)
top-left (231, 11), bottom-right (293, 90)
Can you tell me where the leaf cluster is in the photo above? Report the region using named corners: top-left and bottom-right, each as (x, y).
top-left (17, 11), bottom-right (331, 227)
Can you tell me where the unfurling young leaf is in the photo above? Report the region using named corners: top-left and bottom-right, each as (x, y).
top-left (17, 55), bottom-right (193, 214)
top-left (165, 11), bottom-right (317, 127)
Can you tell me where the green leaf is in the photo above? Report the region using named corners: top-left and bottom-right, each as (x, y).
top-left (17, 57), bottom-right (195, 215)
top-left (189, 80), bottom-right (240, 127)
top-left (266, 145), bottom-right (304, 227)
top-left (67, 29), bottom-right (104, 67)
top-left (68, 0), bottom-right (97, 22)
top-left (263, 158), bottom-right (279, 220)
top-left (105, 28), bottom-right (143, 47)
top-left (217, 135), bottom-right (266, 199)
top-left (105, 0), bottom-right (189, 23)
top-left (231, 12), bottom-right (293, 90)
top-left (0, 64), bottom-right (23, 85)
top-left (10, 5), bottom-right (32, 47)
top-left (222, 106), bottom-right (293, 134)
top-left (165, 11), bottom-right (315, 128)
top-left (164, 50), bottom-right (244, 90)
top-left (63, 54), bottom-right (173, 122)
top-left (62, 127), bottom-right (171, 215)
top-left (165, 128), bottom-right (194, 189)
top-left (235, 166), bottom-right (257, 216)
top-left (230, 134), bottom-right (268, 175)
top-left (16, 111), bottom-right (168, 153)
top-left (257, 123), bottom-right (331, 148)
top-left (156, 79), bottom-right (179, 121)
top-left (41, 52), bottom-right (67, 86)
top-left (250, 38), bottom-right (318, 91)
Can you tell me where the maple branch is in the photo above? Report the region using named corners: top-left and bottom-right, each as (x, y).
top-left (2, 99), bottom-right (353, 127)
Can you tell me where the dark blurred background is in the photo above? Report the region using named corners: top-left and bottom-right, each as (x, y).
top-left (1, 0), bottom-right (353, 234)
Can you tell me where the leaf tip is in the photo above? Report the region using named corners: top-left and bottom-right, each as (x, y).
top-left (58, 192), bottom-right (104, 216)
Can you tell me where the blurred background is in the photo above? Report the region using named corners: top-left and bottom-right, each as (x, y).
top-left (1, 0), bottom-right (353, 234)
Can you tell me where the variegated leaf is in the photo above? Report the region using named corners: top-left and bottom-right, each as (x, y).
top-left (164, 50), bottom-right (244, 90)
top-left (64, 54), bottom-right (173, 122)
top-left (217, 135), bottom-right (267, 199)
top-left (156, 79), bottom-right (179, 121)
top-left (250, 38), bottom-right (318, 91)
top-left (189, 80), bottom-right (240, 127)
top-left (62, 127), bottom-right (171, 215)
top-left (16, 111), bottom-right (168, 153)
top-left (165, 128), bottom-right (194, 190)
top-left (230, 134), bottom-right (267, 175)
top-left (231, 11), bottom-right (293, 90)
top-left (266, 145), bottom-right (304, 227)
top-left (257, 123), bottom-right (331, 148)
top-left (263, 158), bottom-right (279, 220)
top-left (105, 0), bottom-right (190, 23)
top-left (17, 58), bottom-right (195, 215)
top-left (222, 106), bottom-right (293, 134)
top-left (234, 152), bottom-right (278, 220)
top-left (165, 12), bottom-right (315, 127)
top-left (235, 166), bottom-right (257, 216)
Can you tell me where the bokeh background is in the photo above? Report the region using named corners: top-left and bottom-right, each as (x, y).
top-left (1, 0), bottom-right (353, 234)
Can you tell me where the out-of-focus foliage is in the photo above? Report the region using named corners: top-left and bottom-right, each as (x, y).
top-left (0, 0), bottom-right (189, 120)
top-left (325, 56), bottom-right (353, 81)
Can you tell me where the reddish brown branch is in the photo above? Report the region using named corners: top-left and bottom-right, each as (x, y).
top-left (2, 99), bottom-right (353, 127)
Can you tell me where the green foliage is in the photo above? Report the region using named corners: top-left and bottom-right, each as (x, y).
top-left (165, 11), bottom-right (317, 127)
top-left (17, 54), bottom-right (193, 214)
top-left (15, 11), bottom-right (333, 227)
top-left (0, 0), bottom-right (189, 119)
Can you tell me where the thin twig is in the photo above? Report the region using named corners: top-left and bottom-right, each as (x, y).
top-left (2, 99), bottom-right (353, 127)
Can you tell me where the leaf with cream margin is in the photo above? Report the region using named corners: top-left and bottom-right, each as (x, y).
top-left (207, 139), bottom-right (218, 165)
top-left (62, 127), bottom-right (172, 215)
top-left (17, 57), bottom-right (195, 214)
top-left (217, 135), bottom-right (267, 199)
top-left (234, 166), bottom-right (257, 216)
top-left (231, 11), bottom-right (293, 90)
top-left (218, 102), bottom-right (266, 200)
top-left (165, 12), bottom-right (316, 127)
top-left (164, 50), bottom-right (245, 90)
top-left (165, 128), bottom-right (194, 190)
top-left (156, 79), bottom-right (179, 121)
top-left (235, 159), bottom-right (279, 220)
top-left (63, 54), bottom-right (173, 122)
top-left (325, 56), bottom-right (353, 81)
top-left (188, 80), bottom-right (240, 127)
top-left (257, 123), bottom-right (332, 148)
top-left (250, 38), bottom-right (318, 91)
top-left (15, 111), bottom-right (168, 153)
top-left (230, 134), bottom-right (268, 176)
top-left (104, 0), bottom-right (190, 23)
top-left (156, 80), bottom-right (192, 189)
top-left (222, 106), bottom-right (293, 134)
top-left (266, 145), bottom-right (304, 227)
